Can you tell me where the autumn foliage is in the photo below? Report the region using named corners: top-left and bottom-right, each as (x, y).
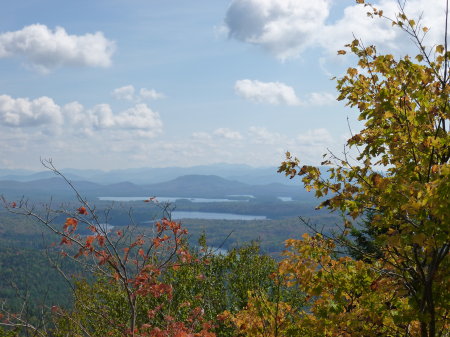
top-left (55, 213), bottom-right (216, 336)
top-left (1, 1), bottom-right (450, 337)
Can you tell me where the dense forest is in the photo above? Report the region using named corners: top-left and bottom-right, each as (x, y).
top-left (1, 2), bottom-right (449, 336)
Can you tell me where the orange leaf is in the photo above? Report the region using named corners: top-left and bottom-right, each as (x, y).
top-left (97, 235), bottom-right (106, 247)
top-left (77, 206), bottom-right (88, 215)
top-left (85, 236), bottom-right (95, 248)
top-left (64, 218), bottom-right (78, 231)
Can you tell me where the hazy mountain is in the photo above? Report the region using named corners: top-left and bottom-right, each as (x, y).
top-left (0, 171), bottom-right (86, 182)
top-left (0, 174), bottom-right (310, 201)
top-left (0, 164), bottom-right (304, 186)
top-left (0, 178), bottom-right (103, 198)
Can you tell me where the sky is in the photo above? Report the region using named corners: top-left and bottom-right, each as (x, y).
top-left (0, 0), bottom-right (447, 170)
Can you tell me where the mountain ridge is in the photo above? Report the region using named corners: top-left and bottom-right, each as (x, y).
top-left (0, 164), bottom-right (308, 186)
top-left (0, 174), bottom-right (311, 201)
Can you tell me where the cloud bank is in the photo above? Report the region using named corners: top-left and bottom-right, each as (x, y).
top-left (0, 94), bottom-right (162, 137)
top-left (0, 24), bottom-right (115, 73)
top-left (213, 128), bottom-right (243, 140)
top-left (184, 126), bottom-right (335, 167)
top-left (0, 95), bottom-right (62, 127)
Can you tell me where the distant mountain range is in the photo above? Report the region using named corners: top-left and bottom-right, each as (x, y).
top-left (0, 174), bottom-right (313, 201)
top-left (0, 164), bottom-right (304, 186)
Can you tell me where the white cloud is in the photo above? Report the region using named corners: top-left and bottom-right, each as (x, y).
top-left (139, 88), bottom-right (165, 100)
top-left (248, 126), bottom-right (281, 144)
top-left (112, 85), bottom-right (165, 101)
top-left (69, 103), bottom-right (163, 134)
top-left (90, 104), bottom-right (116, 128)
top-left (297, 128), bottom-right (333, 146)
top-left (0, 95), bottom-right (62, 127)
top-left (305, 92), bottom-right (336, 106)
top-left (213, 128), bottom-right (243, 140)
top-left (234, 79), bottom-right (336, 106)
top-left (225, 0), bottom-right (330, 60)
top-left (185, 126), bottom-right (335, 166)
top-left (0, 24), bottom-right (115, 73)
top-left (113, 104), bottom-right (162, 130)
top-left (0, 94), bottom-right (163, 140)
top-left (322, 0), bottom-right (447, 55)
top-left (235, 79), bottom-right (300, 105)
top-left (225, 0), bottom-right (446, 60)
top-left (191, 132), bottom-right (212, 140)
top-left (112, 85), bottom-right (135, 101)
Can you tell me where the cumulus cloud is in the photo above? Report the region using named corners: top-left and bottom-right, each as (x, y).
top-left (234, 79), bottom-right (336, 106)
top-left (113, 104), bottom-right (162, 130)
top-left (225, 0), bottom-right (330, 60)
top-left (235, 79), bottom-right (300, 105)
top-left (0, 94), bottom-right (163, 139)
top-left (112, 85), bottom-right (165, 102)
top-left (225, 0), bottom-right (446, 60)
top-left (112, 85), bottom-right (135, 101)
top-left (213, 128), bottom-right (243, 140)
top-left (67, 102), bottom-right (163, 134)
top-left (139, 88), bottom-right (165, 100)
top-left (0, 24), bottom-right (115, 73)
top-left (0, 95), bottom-right (62, 127)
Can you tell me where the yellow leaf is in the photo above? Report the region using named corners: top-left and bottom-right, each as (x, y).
top-left (347, 68), bottom-right (358, 77)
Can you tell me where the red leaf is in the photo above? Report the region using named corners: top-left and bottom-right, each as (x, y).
top-left (97, 235), bottom-right (106, 247)
top-left (85, 236), bottom-right (95, 248)
top-left (64, 218), bottom-right (78, 231)
top-left (77, 206), bottom-right (88, 215)
top-left (59, 237), bottom-right (72, 246)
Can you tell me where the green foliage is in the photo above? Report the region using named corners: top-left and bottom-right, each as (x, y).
top-left (0, 247), bottom-right (75, 311)
top-left (0, 327), bottom-right (18, 337)
top-left (51, 241), bottom-right (279, 337)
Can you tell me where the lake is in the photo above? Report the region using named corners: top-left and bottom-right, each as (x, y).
top-left (98, 196), bottom-right (244, 203)
top-left (277, 196), bottom-right (293, 202)
top-left (171, 211), bottom-right (267, 220)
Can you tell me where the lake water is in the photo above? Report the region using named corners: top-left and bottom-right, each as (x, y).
top-left (171, 211), bottom-right (267, 220)
top-left (98, 196), bottom-right (243, 203)
top-left (277, 196), bottom-right (293, 202)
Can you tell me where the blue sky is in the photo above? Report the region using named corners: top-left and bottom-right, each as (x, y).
top-left (0, 0), bottom-right (445, 170)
